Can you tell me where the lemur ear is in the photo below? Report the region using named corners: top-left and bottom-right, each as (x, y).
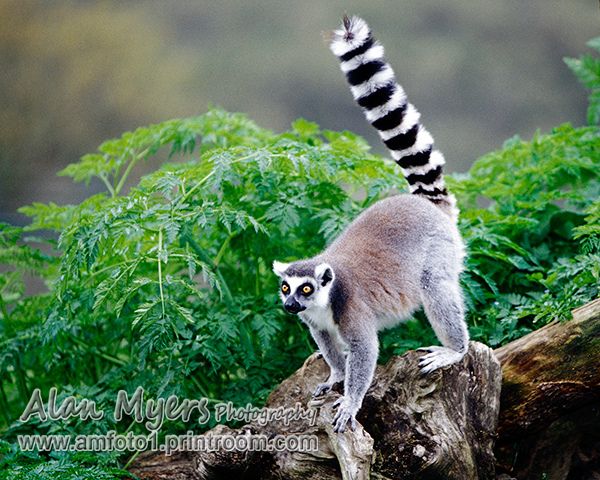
top-left (315, 263), bottom-right (335, 287)
top-left (272, 260), bottom-right (290, 278)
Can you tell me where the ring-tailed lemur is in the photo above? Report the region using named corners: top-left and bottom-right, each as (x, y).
top-left (273, 16), bottom-right (469, 433)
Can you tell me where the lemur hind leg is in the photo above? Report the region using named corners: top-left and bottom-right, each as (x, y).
top-left (418, 270), bottom-right (469, 374)
top-left (309, 327), bottom-right (347, 397)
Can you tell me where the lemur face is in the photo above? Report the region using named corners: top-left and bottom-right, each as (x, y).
top-left (272, 261), bottom-right (335, 315)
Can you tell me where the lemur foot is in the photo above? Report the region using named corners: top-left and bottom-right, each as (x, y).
top-left (332, 396), bottom-right (358, 433)
top-left (418, 346), bottom-right (465, 374)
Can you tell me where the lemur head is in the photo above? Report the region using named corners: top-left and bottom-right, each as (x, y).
top-left (272, 260), bottom-right (335, 314)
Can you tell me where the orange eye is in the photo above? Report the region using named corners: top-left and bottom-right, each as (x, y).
top-left (302, 285), bottom-right (312, 294)
top-left (281, 284), bottom-right (289, 294)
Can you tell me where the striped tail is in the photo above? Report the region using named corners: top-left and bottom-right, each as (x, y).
top-left (329, 15), bottom-right (458, 218)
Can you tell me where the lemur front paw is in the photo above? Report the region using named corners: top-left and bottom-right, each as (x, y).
top-left (332, 396), bottom-right (358, 433)
top-left (418, 346), bottom-right (465, 374)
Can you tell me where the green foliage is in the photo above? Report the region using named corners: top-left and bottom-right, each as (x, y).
top-left (0, 440), bottom-right (132, 480)
top-left (448, 124), bottom-right (599, 347)
top-left (0, 108), bottom-right (403, 478)
top-left (1, 46), bottom-right (599, 478)
top-left (565, 37), bottom-right (600, 125)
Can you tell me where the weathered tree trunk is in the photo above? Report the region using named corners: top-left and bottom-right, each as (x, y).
top-left (494, 298), bottom-right (600, 480)
top-left (131, 342), bottom-right (502, 480)
top-left (130, 298), bottom-right (600, 480)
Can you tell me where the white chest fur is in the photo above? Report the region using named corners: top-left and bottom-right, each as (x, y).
top-left (300, 305), bottom-right (335, 331)
top-left (300, 306), bottom-right (347, 350)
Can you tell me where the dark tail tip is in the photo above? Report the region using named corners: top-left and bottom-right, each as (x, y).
top-left (343, 14), bottom-right (351, 31)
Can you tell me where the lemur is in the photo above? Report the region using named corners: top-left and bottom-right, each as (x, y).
top-left (273, 16), bottom-right (469, 433)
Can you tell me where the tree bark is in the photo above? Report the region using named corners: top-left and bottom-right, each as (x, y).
top-left (494, 297), bottom-right (600, 480)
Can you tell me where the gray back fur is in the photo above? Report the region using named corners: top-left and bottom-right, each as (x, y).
top-left (279, 194), bottom-right (464, 331)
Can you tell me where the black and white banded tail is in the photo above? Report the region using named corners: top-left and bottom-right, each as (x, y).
top-left (330, 16), bottom-right (457, 217)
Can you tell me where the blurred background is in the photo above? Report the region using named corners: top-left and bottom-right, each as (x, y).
top-left (0, 0), bottom-right (597, 224)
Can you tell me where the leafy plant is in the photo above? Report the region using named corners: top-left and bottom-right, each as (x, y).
top-left (0, 110), bottom-right (404, 478)
top-left (565, 37), bottom-right (600, 125)
top-left (1, 39), bottom-right (598, 480)
top-left (450, 123), bottom-right (598, 347)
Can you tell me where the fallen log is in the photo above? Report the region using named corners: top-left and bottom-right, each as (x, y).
top-left (130, 298), bottom-right (600, 480)
top-left (131, 341), bottom-right (502, 480)
top-left (494, 297), bottom-right (600, 480)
